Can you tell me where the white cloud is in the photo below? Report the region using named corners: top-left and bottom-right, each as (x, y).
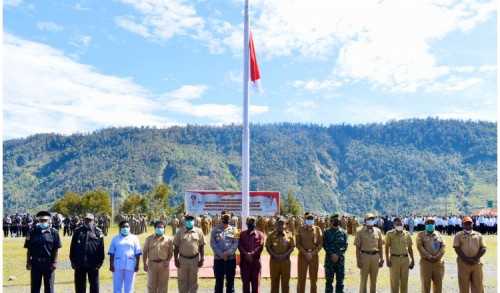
top-left (284, 100), bottom-right (320, 121)
top-left (292, 79), bottom-right (342, 91)
top-left (454, 66), bottom-right (474, 73)
top-left (115, 15), bottom-right (151, 38)
top-left (37, 21), bottom-right (64, 32)
top-left (115, 0), bottom-right (495, 93)
top-left (3, 33), bottom-right (270, 139)
top-left (479, 65), bottom-right (496, 72)
top-left (163, 85), bottom-right (269, 122)
top-left (116, 0), bottom-right (205, 40)
top-left (425, 77), bottom-right (483, 93)
top-left (3, 0), bottom-right (22, 6)
top-left (3, 33), bottom-right (174, 139)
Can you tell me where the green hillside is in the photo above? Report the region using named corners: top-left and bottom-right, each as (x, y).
top-left (3, 118), bottom-right (497, 216)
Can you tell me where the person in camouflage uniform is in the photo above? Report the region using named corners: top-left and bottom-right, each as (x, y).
top-left (323, 212), bottom-right (348, 293)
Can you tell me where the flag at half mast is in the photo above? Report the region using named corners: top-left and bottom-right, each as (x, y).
top-left (249, 31), bottom-right (261, 92)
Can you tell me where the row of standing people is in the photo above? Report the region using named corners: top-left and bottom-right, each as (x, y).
top-left (23, 209), bottom-right (487, 293)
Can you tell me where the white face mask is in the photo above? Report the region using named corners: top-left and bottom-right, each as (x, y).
top-left (366, 219), bottom-right (375, 226)
top-left (395, 226), bottom-right (404, 231)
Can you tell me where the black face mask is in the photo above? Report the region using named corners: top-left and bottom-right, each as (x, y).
top-left (247, 223), bottom-right (255, 230)
top-left (222, 218), bottom-right (230, 224)
top-left (332, 219), bottom-right (340, 226)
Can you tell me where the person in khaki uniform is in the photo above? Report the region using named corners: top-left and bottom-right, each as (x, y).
top-left (385, 217), bottom-right (415, 293)
top-left (296, 212), bottom-right (323, 293)
top-left (201, 215), bottom-right (210, 236)
top-left (340, 216), bottom-right (348, 230)
top-left (268, 217), bottom-right (276, 235)
top-left (351, 216), bottom-right (359, 236)
top-left (354, 213), bottom-right (385, 293)
top-left (170, 216), bottom-right (179, 236)
top-left (143, 221), bottom-right (173, 293)
top-left (173, 213), bottom-right (206, 293)
top-left (347, 216), bottom-right (353, 235)
top-left (265, 216), bottom-right (295, 293)
top-left (453, 216), bottom-right (486, 293)
top-left (416, 217), bottom-right (446, 293)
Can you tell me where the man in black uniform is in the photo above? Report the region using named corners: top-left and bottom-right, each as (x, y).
top-left (70, 213), bottom-right (105, 293)
top-left (24, 210), bottom-right (62, 293)
top-left (63, 215), bottom-right (71, 237)
top-left (70, 214), bottom-right (80, 236)
top-left (51, 214), bottom-right (61, 232)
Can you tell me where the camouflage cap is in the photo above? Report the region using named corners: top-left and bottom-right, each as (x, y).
top-left (330, 212), bottom-right (340, 219)
top-left (276, 216), bottom-right (286, 223)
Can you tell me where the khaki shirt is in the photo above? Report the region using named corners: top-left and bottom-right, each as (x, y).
top-left (453, 230), bottom-right (486, 258)
top-left (296, 225), bottom-right (323, 255)
top-left (385, 229), bottom-right (412, 255)
top-left (354, 226), bottom-right (384, 251)
top-left (143, 234), bottom-right (173, 261)
top-left (265, 230), bottom-right (295, 255)
top-left (416, 231), bottom-right (446, 261)
top-left (173, 227), bottom-right (205, 257)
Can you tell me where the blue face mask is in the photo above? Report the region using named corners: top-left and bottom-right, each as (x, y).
top-left (155, 228), bottom-right (165, 235)
top-left (306, 219), bottom-right (314, 226)
top-left (38, 222), bottom-right (49, 229)
top-left (186, 220), bottom-right (194, 229)
top-left (121, 227), bottom-right (130, 235)
top-left (426, 224), bottom-right (435, 232)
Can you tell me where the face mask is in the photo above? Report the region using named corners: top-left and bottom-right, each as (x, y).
top-left (366, 220), bottom-right (375, 226)
top-left (38, 222), bottom-right (49, 229)
top-left (395, 225), bottom-right (403, 231)
top-left (306, 219), bottom-right (314, 226)
top-left (186, 220), bottom-right (194, 229)
top-left (84, 223), bottom-right (93, 229)
top-left (155, 228), bottom-right (165, 235)
top-left (332, 219), bottom-right (340, 226)
top-left (222, 217), bottom-right (230, 224)
top-left (426, 224), bottom-right (435, 232)
top-left (247, 223), bottom-right (255, 231)
top-left (121, 227), bottom-right (130, 235)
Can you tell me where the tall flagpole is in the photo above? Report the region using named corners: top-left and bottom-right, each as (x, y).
top-left (241, 0), bottom-right (250, 230)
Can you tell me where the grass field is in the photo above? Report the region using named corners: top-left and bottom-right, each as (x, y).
top-left (2, 226), bottom-right (498, 292)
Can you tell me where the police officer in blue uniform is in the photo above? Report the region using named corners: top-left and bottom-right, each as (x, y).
top-left (24, 210), bottom-right (62, 293)
top-left (210, 210), bottom-right (239, 293)
top-left (70, 213), bottom-right (105, 293)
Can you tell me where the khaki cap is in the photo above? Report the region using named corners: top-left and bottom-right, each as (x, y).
top-left (425, 217), bottom-right (435, 224)
top-left (364, 213), bottom-right (376, 220)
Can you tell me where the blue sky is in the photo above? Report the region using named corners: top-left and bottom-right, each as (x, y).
top-left (3, 0), bottom-right (497, 140)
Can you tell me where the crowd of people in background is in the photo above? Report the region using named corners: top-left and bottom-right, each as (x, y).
top-left (12, 209), bottom-right (495, 293)
top-left (5, 211), bottom-right (497, 239)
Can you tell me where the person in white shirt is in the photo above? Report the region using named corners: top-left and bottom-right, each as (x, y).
top-left (108, 220), bottom-right (142, 293)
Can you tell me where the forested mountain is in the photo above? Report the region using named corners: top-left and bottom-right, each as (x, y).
top-left (3, 118), bottom-right (497, 216)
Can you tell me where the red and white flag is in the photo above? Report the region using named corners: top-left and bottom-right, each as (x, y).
top-left (249, 31), bottom-right (261, 92)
